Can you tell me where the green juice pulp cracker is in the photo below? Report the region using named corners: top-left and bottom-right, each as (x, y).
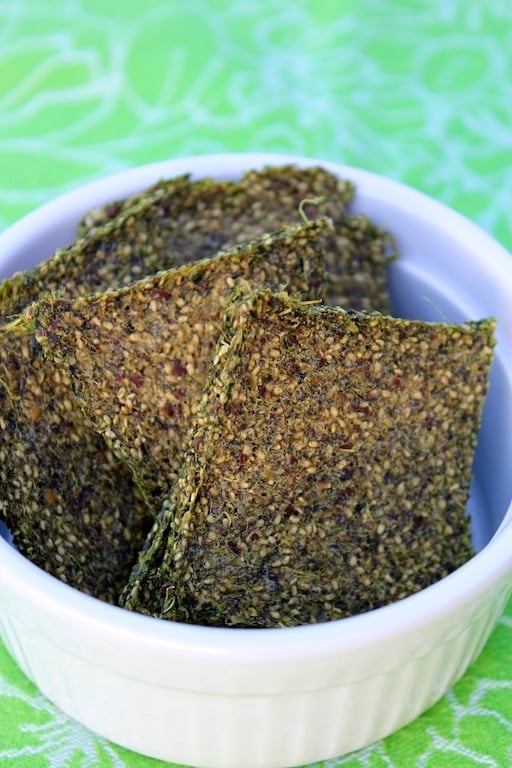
top-left (29, 219), bottom-right (330, 512)
top-left (121, 290), bottom-right (495, 627)
top-left (77, 164), bottom-right (394, 313)
top-left (0, 299), bottom-right (150, 606)
top-left (0, 174), bottom-right (224, 315)
top-left (1, 165), bottom-right (391, 318)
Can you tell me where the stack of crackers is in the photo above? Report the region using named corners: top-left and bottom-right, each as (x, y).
top-left (0, 166), bottom-right (494, 626)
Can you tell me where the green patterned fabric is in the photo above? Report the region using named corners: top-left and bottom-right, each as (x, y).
top-left (0, 0), bottom-right (511, 765)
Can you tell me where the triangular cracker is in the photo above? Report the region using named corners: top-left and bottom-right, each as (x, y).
top-left (121, 290), bottom-right (495, 626)
top-left (28, 219), bottom-right (330, 510)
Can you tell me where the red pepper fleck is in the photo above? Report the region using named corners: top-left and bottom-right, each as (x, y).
top-left (227, 540), bottom-right (241, 556)
top-left (162, 402), bottom-right (183, 420)
top-left (105, 203), bottom-right (121, 219)
top-left (172, 359), bottom-right (187, 377)
top-left (129, 372), bottom-right (144, 388)
top-left (150, 288), bottom-right (172, 301)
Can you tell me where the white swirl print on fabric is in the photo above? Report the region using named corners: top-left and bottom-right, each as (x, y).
top-left (0, 0), bottom-right (510, 251)
top-left (0, 678), bottom-right (127, 767)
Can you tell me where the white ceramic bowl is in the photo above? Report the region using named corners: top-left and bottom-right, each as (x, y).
top-left (0, 153), bottom-right (511, 768)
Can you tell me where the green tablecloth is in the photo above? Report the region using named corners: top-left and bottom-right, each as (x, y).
top-left (0, 1), bottom-right (511, 765)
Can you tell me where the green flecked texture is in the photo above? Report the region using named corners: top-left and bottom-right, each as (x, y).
top-left (0, 285), bottom-right (151, 607)
top-left (121, 290), bottom-right (495, 627)
top-left (29, 219), bottom-right (330, 512)
top-left (0, 165), bottom-right (393, 318)
top-left (0, 174), bottom-right (227, 314)
top-left (76, 164), bottom-right (394, 313)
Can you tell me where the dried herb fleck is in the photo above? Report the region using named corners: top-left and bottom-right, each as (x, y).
top-left (121, 290), bottom-right (495, 627)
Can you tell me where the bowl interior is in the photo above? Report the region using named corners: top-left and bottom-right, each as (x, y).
top-left (388, 263), bottom-right (511, 550)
